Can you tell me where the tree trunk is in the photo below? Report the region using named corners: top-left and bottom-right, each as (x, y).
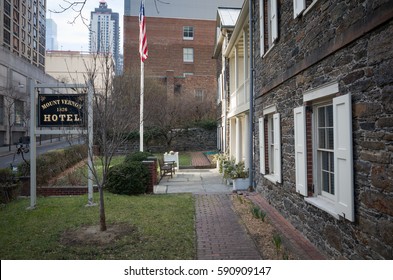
top-left (99, 186), bottom-right (107, 231)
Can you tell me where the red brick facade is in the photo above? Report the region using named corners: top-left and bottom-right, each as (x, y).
top-left (124, 16), bottom-right (217, 101)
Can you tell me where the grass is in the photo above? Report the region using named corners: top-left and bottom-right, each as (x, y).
top-left (0, 193), bottom-right (195, 259)
top-left (53, 156), bottom-right (125, 186)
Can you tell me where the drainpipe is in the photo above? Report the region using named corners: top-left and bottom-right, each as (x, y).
top-left (248, 0), bottom-right (254, 190)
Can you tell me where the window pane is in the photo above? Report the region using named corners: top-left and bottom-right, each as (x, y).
top-left (330, 152), bottom-right (334, 172)
top-left (318, 107), bottom-right (325, 127)
top-left (327, 128), bottom-right (334, 149)
top-left (318, 128), bottom-right (325, 148)
top-left (322, 171), bottom-right (329, 193)
top-left (327, 105), bottom-right (333, 127)
top-left (322, 151), bottom-right (329, 170)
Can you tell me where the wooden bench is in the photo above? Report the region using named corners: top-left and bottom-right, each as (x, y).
top-left (158, 158), bottom-right (175, 182)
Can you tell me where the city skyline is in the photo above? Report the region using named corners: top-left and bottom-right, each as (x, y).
top-left (46, 0), bottom-right (123, 52)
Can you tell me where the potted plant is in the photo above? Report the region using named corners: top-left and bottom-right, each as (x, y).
top-left (223, 160), bottom-right (249, 191)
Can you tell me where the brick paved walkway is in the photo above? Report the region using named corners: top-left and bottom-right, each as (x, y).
top-left (190, 152), bottom-right (211, 167)
top-left (195, 194), bottom-right (262, 260)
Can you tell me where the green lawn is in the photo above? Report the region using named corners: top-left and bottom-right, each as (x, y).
top-left (0, 193), bottom-right (195, 260)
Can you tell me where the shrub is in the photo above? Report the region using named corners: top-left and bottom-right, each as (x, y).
top-left (0, 168), bottom-right (20, 203)
top-left (124, 151), bottom-right (152, 164)
top-left (106, 161), bottom-right (149, 195)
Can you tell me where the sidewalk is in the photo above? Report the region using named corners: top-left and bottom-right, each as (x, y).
top-left (155, 151), bottom-right (326, 260)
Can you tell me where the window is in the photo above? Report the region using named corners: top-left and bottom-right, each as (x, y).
top-left (294, 82), bottom-right (354, 221)
top-left (259, 105), bottom-right (281, 184)
top-left (183, 26), bottom-right (194, 40)
top-left (259, 0), bottom-right (278, 56)
top-left (293, 0), bottom-right (318, 18)
top-left (183, 48), bottom-right (194, 63)
top-left (195, 89), bottom-right (204, 101)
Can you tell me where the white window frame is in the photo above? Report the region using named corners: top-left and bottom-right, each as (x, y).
top-left (294, 82), bottom-right (354, 222)
top-left (259, 105), bottom-right (281, 184)
top-left (183, 26), bottom-right (194, 40)
top-left (260, 0), bottom-right (278, 57)
top-left (183, 48), bottom-right (194, 63)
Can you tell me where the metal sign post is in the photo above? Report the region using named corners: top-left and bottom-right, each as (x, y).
top-left (28, 82), bottom-right (93, 209)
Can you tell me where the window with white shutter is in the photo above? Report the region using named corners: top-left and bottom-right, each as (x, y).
top-left (295, 83), bottom-right (354, 222)
top-left (260, 0), bottom-right (279, 56)
top-left (259, 0), bottom-right (264, 56)
top-left (259, 117), bottom-right (266, 174)
top-left (294, 106), bottom-right (307, 196)
top-left (260, 107), bottom-right (281, 184)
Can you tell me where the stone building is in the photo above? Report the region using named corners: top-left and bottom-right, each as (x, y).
top-left (252, 0), bottom-right (392, 259)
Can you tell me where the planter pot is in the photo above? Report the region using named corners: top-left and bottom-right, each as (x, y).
top-left (232, 178), bottom-right (249, 191)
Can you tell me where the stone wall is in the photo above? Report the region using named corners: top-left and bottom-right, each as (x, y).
top-left (253, 0), bottom-right (393, 259)
top-left (118, 127), bottom-right (217, 153)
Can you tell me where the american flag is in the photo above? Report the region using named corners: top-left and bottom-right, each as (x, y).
top-left (139, 0), bottom-right (148, 62)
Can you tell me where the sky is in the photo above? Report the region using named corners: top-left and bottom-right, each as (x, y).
top-left (46, 0), bottom-right (124, 52)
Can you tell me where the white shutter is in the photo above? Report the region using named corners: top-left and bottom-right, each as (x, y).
top-left (333, 94), bottom-right (354, 222)
top-left (294, 106), bottom-right (307, 196)
top-left (293, 0), bottom-right (306, 19)
top-left (273, 113), bottom-right (281, 183)
top-left (259, 0), bottom-right (265, 56)
top-left (270, 0), bottom-right (278, 43)
top-left (259, 117), bottom-right (266, 174)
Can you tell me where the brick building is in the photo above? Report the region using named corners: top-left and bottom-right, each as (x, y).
top-left (251, 0), bottom-right (393, 259)
top-left (124, 15), bottom-right (217, 113)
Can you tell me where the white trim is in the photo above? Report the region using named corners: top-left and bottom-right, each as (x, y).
top-left (262, 43), bottom-right (276, 58)
top-left (303, 81), bottom-right (339, 102)
top-left (259, 117), bottom-right (266, 174)
top-left (303, 0), bottom-right (319, 16)
top-left (263, 104), bottom-right (277, 115)
top-left (265, 174), bottom-right (279, 185)
top-left (305, 196), bottom-right (340, 220)
top-left (293, 0), bottom-right (306, 19)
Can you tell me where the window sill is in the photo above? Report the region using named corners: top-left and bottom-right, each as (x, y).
top-left (264, 174), bottom-right (279, 185)
top-left (305, 196), bottom-right (340, 220)
top-left (262, 43), bottom-right (276, 59)
top-left (303, 0), bottom-right (319, 17)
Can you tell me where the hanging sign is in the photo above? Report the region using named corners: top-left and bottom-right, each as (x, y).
top-left (38, 94), bottom-right (86, 127)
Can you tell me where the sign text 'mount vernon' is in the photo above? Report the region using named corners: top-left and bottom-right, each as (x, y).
top-left (38, 94), bottom-right (86, 127)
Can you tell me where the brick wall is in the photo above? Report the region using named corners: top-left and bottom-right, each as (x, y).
top-left (253, 0), bottom-right (393, 259)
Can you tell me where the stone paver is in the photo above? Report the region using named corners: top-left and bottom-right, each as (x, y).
top-left (195, 194), bottom-right (262, 260)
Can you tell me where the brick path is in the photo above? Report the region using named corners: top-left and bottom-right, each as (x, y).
top-left (190, 152), bottom-right (211, 167)
top-left (246, 193), bottom-right (326, 259)
top-left (195, 193), bottom-right (262, 260)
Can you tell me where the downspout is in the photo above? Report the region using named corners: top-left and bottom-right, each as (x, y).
top-left (248, 0), bottom-right (254, 190)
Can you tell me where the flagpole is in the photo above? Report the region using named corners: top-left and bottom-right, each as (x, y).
top-left (140, 61), bottom-right (144, 152)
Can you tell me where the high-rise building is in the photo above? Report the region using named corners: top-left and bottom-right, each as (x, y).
top-left (1, 0), bottom-right (47, 70)
top-left (89, 1), bottom-right (121, 75)
top-left (45, 18), bottom-right (58, 51)
top-left (0, 0), bottom-right (58, 147)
